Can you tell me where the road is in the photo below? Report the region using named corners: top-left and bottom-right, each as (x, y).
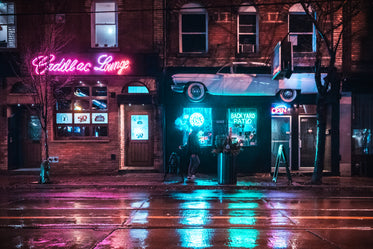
top-left (0, 188), bottom-right (372, 248)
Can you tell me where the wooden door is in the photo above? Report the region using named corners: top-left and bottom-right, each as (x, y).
top-left (125, 108), bottom-right (153, 166)
top-left (8, 106), bottom-right (41, 169)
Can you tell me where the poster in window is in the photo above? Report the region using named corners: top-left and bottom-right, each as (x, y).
top-left (131, 115), bottom-right (148, 140)
top-left (228, 108), bottom-right (257, 146)
top-left (74, 113), bottom-right (90, 124)
top-left (92, 113), bottom-right (108, 124)
top-left (56, 113), bottom-right (73, 124)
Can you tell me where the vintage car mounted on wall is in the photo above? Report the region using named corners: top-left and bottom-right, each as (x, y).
top-left (171, 62), bottom-right (323, 103)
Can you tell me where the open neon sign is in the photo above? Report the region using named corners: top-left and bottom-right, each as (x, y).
top-left (31, 54), bottom-right (130, 75)
top-left (271, 104), bottom-right (290, 115)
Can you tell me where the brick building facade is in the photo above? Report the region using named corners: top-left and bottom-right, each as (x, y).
top-left (0, 0), bottom-right (164, 174)
top-left (162, 0), bottom-right (345, 175)
top-left (0, 0), bottom-right (371, 176)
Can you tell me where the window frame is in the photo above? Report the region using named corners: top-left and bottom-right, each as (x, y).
top-left (91, 0), bottom-right (118, 48)
top-left (179, 3), bottom-right (208, 54)
top-left (0, 1), bottom-right (16, 49)
top-left (288, 4), bottom-right (316, 53)
top-left (237, 5), bottom-right (258, 54)
top-left (54, 81), bottom-right (109, 140)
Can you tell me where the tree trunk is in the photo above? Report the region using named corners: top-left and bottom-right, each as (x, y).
top-left (312, 95), bottom-right (327, 184)
top-left (44, 129), bottom-right (49, 161)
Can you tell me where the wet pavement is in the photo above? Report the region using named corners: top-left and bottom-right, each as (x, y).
top-left (0, 186), bottom-right (372, 248)
top-left (0, 172), bottom-right (372, 248)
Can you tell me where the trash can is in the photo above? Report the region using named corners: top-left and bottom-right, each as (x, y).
top-left (217, 153), bottom-right (237, 185)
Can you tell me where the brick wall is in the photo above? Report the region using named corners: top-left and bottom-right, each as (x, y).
top-left (350, 0), bottom-right (373, 72)
top-left (0, 0), bottom-right (164, 174)
top-left (165, 0), bottom-right (346, 69)
top-left (0, 79), bottom-right (7, 171)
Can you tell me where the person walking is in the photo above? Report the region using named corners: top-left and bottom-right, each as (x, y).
top-left (186, 129), bottom-right (201, 180)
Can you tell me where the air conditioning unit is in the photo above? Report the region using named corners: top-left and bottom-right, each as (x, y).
top-left (239, 44), bottom-right (255, 53)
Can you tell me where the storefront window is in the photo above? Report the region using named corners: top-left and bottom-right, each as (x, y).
top-left (352, 94), bottom-right (373, 155)
top-left (55, 81), bottom-right (108, 139)
top-left (74, 100), bottom-right (90, 111)
top-left (352, 129), bottom-right (372, 155)
top-left (93, 126), bottom-right (108, 137)
top-left (92, 99), bottom-right (107, 110)
top-left (228, 108), bottom-right (257, 146)
top-left (175, 107), bottom-right (212, 146)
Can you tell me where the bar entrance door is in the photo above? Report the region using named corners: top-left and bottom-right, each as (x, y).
top-left (271, 116), bottom-right (291, 168)
top-left (298, 115), bottom-right (317, 168)
top-left (125, 106), bottom-right (153, 167)
top-left (8, 105), bottom-right (41, 169)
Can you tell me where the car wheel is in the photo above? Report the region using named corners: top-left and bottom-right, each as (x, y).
top-left (279, 89), bottom-right (297, 102)
top-left (185, 82), bottom-right (206, 102)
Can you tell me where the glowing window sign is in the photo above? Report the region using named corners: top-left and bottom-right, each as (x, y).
top-left (228, 108), bottom-right (257, 146)
top-left (92, 113), bottom-right (108, 124)
top-left (230, 112), bottom-right (256, 125)
top-left (31, 54), bottom-right (130, 75)
top-left (271, 104), bottom-right (290, 115)
top-left (56, 113), bottom-right (72, 124)
top-left (175, 108), bottom-right (212, 146)
top-left (189, 112), bottom-right (204, 127)
top-left (74, 113), bottom-right (90, 124)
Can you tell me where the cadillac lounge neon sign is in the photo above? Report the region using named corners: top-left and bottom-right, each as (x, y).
top-left (31, 54), bottom-right (130, 75)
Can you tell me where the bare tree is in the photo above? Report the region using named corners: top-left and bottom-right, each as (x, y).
top-left (19, 1), bottom-right (73, 166)
top-left (299, 0), bottom-right (360, 184)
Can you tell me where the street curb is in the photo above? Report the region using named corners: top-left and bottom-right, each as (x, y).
top-left (2, 182), bottom-right (373, 192)
top-left (1, 173), bottom-right (373, 192)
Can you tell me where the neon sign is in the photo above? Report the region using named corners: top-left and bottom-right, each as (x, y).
top-left (271, 104), bottom-right (290, 115)
top-left (31, 54), bottom-right (130, 75)
top-left (175, 108), bottom-right (212, 146)
top-left (230, 112), bottom-right (256, 125)
top-left (228, 108), bottom-right (257, 146)
top-left (189, 112), bottom-right (204, 127)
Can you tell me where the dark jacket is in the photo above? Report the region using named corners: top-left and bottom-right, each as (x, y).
top-left (187, 130), bottom-right (201, 155)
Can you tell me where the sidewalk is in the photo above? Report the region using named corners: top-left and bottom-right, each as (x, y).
top-left (1, 171), bottom-right (373, 192)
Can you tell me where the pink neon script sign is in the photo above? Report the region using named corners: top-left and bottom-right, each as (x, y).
top-left (31, 54), bottom-right (130, 75)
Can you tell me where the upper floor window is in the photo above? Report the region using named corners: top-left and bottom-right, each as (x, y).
top-left (0, 2), bottom-right (16, 48)
top-left (92, 1), bottom-right (117, 48)
top-left (237, 5), bottom-right (258, 54)
top-left (288, 4), bottom-right (316, 53)
top-left (179, 3), bottom-right (207, 53)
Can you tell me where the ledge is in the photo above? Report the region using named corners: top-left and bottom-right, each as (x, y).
top-left (51, 139), bottom-right (111, 143)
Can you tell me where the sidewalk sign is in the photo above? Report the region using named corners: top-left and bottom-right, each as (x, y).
top-left (272, 144), bottom-right (292, 183)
